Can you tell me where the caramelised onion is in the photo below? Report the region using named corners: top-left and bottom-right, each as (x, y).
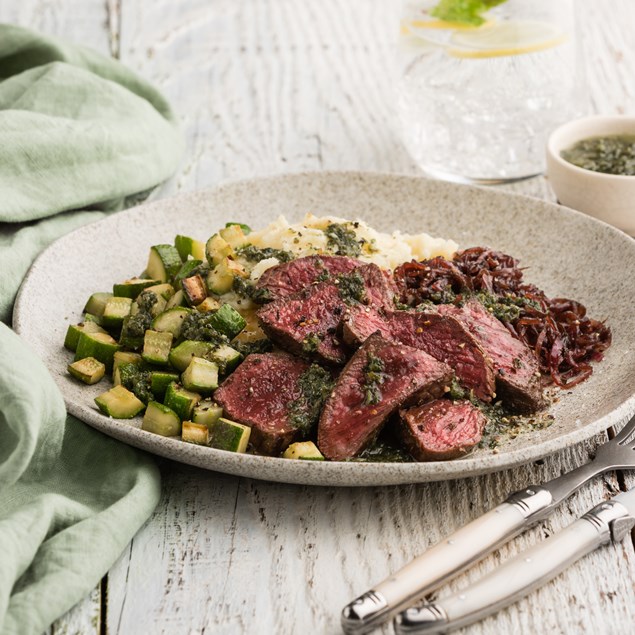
top-left (394, 247), bottom-right (611, 388)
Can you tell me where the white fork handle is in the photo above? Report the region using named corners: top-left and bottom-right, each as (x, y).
top-left (341, 487), bottom-right (553, 634)
top-left (393, 499), bottom-right (635, 635)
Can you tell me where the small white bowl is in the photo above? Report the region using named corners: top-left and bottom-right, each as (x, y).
top-left (546, 115), bottom-right (635, 235)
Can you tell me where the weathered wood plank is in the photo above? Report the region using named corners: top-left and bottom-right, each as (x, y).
top-left (0, 0), bottom-right (115, 54)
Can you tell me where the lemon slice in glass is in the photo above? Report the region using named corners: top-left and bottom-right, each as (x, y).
top-left (448, 19), bottom-right (566, 58)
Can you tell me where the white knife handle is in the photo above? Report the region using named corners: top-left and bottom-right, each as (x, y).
top-left (393, 499), bottom-right (635, 635)
top-left (341, 487), bottom-right (553, 634)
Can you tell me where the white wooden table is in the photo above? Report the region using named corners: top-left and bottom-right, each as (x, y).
top-left (5, 1), bottom-right (635, 633)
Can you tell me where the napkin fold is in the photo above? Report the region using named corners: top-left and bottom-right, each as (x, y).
top-left (0, 24), bottom-right (182, 634)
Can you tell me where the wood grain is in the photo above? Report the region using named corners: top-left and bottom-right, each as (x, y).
top-left (2, 0), bottom-right (635, 633)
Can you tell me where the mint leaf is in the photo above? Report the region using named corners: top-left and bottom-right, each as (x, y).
top-left (430, 0), bottom-right (507, 26)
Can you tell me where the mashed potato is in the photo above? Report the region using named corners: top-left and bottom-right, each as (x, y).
top-left (247, 213), bottom-right (458, 275)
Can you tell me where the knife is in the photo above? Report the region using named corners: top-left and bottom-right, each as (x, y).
top-left (393, 487), bottom-right (635, 634)
top-left (341, 414), bottom-right (635, 635)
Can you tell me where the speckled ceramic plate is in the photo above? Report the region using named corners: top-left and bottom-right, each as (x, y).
top-left (13, 172), bottom-right (635, 486)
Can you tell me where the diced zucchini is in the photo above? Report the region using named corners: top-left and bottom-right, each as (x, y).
top-left (119, 315), bottom-right (146, 351)
top-left (152, 307), bottom-right (192, 338)
top-left (102, 296), bottom-right (133, 329)
top-left (208, 417), bottom-right (251, 453)
top-left (83, 313), bottom-right (103, 325)
top-left (196, 297), bottom-right (221, 313)
top-left (165, 289), bottom-right (186, 309)
top-left (83, 292), bottom-right (112, 317)
top-left (142, 401), bottom-right (181, 436)
top-left (132, 290), bottom-right (167, 318)
top-left (112, 351), bottom-right (143, 383)
top-left (224, 222), bottom-right (252, 235)
top-left (113, 278), bottom-right (161, 299)
top-left (174, 260), bottom-right (203, 282)
top-left (209, 304), bottom-right (247, 339)
top-left (75, 331), bottom-right (120, 371)
top-left (175, 235), bottom-right (206, 261)
top-left (168, 340), bottom-right (242, 373)
top-left (150, 371), bottom-right (180, 400)
top-left (142, 329), bottom-right (173, 365)
top-left (206, 259), bottom-right (235, 295)
top-left (95, 385), bottom-right (145, 419)
top-left (164, 382), bottom-right (201, 421)
top-left (219, 224), bottom-right (249, 248)
top-left (64, 321), bottom-right (107, 352)
top-left (168, 340), bottom-right (215, 372)
top-left (144, 283), bottom-right (175, 301)
top-left (181, 420), bottom-right (209, 445)
top-left (192, 400), bottom-right (224, 428)
top-left (208, 344), bottom-right (243, 374)
top-left (181, 357), bottom-right (219, 393)
top-left (146, 244), bottom-right (182, 282)
top-left (283, 441), bottom-right (325, 461)
top-left (68, 357), bottom-right (105, 385)
top-left (181, 274), bottom-right (207, 306)
top-left (205, 233), bottom-right (234, 266)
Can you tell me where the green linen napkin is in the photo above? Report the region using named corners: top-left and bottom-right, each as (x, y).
top-left (0, 24), bottom-right (183, 634)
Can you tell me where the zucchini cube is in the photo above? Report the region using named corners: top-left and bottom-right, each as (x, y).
top-left (182, 421), bottom-right (209, 445)
top-left (142, 401), bottom-right (181, 436)
top-left (83, 292), bottom-right (112, 318)
top-left (152, 307), bottom-right (192, 338)
top-left (174, 260), bottom-right (203, 282)
top-left (181, 274), bottom-right (207, 306)
top-left (164, 382), bottom-right (201, 421)
top-left (283, 441), bottom-right (325, 461)
top-left (142, 329), bottom-right (173, 365)
top-left (75, 331), bottom-right (121, 371)
top-left (208, 417), bottom-right (251, 453)
top-left (146, 244), bottom-right (182, 282)
top-left (196, 297), bottom-right (221, 313)
top-left (64, 321), bottom-right (107, 352)
top-left (205, 233), bottom-right (234, 266)
top-left (68, 357), bottom-right (105, 385)
top-left (102, 296), bottom-right (133, 329)
top-left (113, 278), bottom-right (160, 299)
top-left (192, 400), bottom-right (224, 428)
top-left (181, 357), bottom-right (219, 394)
top-left (175, 234), bottom-right (206, 261)
top-left (95, 385), bottom-right (145, 419)
top-left (208, 304), bottom-right (247, 339)
top-left (150, 371), bottom-right (180, 400)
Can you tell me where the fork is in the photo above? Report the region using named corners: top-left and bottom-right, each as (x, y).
top-left (341, 413), bottom-right (635, 634)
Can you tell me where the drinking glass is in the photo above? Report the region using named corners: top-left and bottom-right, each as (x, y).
top-left (395, 0), bottom-right (587, 184)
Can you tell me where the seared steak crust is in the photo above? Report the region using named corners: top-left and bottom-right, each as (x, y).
top-left (214, 352), bottom-right (311, 454)
top-left (342, 306), bottom-right (495, 402)
top-left (256, 255), bottom-right (362, 301)
top-left (318, 333), bottom-right (453, 461)
top-left (399, 399), bottom-right (487, 461)
top-left (257, 263), bottom-right (396, 366)
top-left (438, 300), bottom-right (544, 413)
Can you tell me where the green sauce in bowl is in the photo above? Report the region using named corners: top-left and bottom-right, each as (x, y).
top-left (561, 134), bottom-right (635, 176)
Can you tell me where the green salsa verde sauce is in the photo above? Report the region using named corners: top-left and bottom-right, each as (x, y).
top-left (561, 134), bottom-right (635, 176)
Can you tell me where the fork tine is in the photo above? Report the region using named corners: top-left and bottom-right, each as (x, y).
top-left (613, 413), bottom-right (635, 444)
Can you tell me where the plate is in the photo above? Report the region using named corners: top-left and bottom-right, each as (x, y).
top-left (13, 172), bottom-right (635, 486)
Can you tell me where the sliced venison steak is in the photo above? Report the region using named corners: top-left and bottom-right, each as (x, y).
top-left (257, 262), bottom-right (396, 365)
top-left (342, 306), bottom-right (495, 402)
top-left (214, 352), bottom-right (315, 455)
top-left (438, 300), bottom-right (544, 413)
top-left (318, 333), bottom-right (453, 461)
top-left (398, 399), bottom-right (487, 461)
top-left (256, 255), bottom-right (361, 301)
